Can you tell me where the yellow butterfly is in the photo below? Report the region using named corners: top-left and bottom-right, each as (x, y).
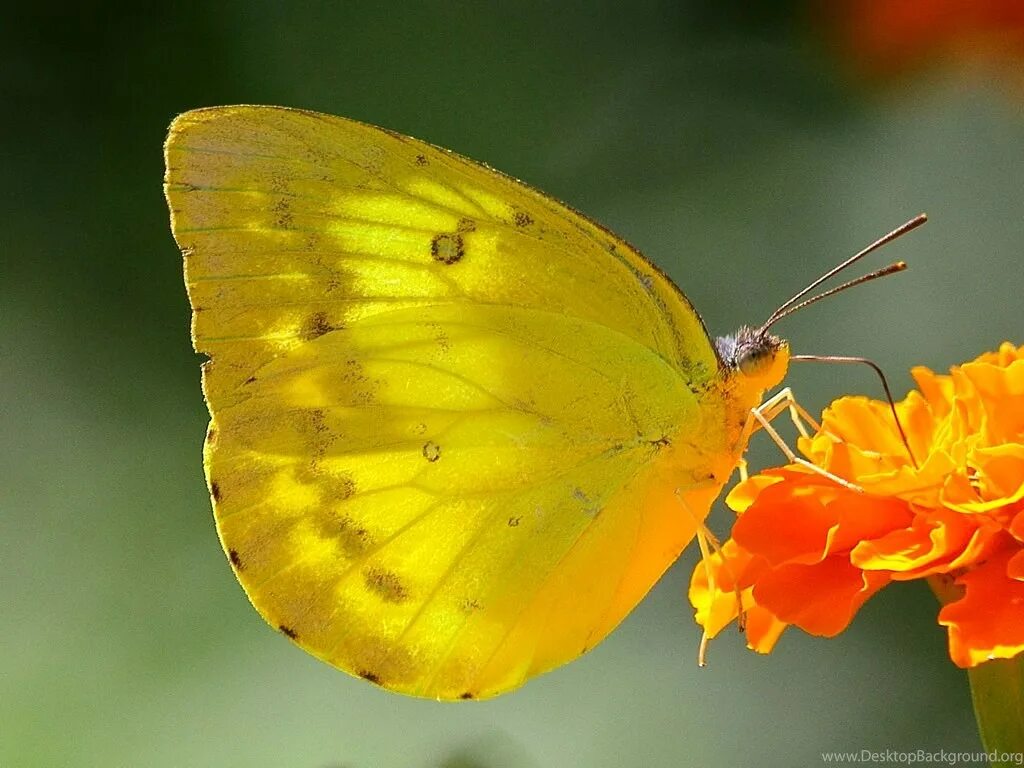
top-left (163, 106), bottom-right (917, 700)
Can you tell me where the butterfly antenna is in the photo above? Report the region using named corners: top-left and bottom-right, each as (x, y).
top-left (762, 261), bottom-right (907, 330)
top-left (756, 216), bottom-right (929, 469)
top-left (791, 354), bottom-right (919, 469)
top-left (760, 214), bottom-right (927, 333)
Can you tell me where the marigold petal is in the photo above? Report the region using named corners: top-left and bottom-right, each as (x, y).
top-left (899, 390), bottom-right (942, 463)
top-left (1010, 511), bottom-right (1024, 543)
top-left (752, 557), bottom-right (890, 637)
top-left (858, 449), bottom-right (957, 506)
top-left (824, 492), bottom-right (915, 552)
top-left (851, 506), bottom-right (986, 576)
top-left (958, 356), bottom-right (1024, 444)
top-left (1008, 549), bottom-right (1024, 581)
top-left (822, 396), bottom-right (910, 458)
top-left (803, 396), bottom-right (925, 480)
top-left (963, 349), bottom-right (1024, 393)
top-left (973, 444), bottom-right (1024, 502)
top-left (732, 478), bottom-right (844, 566)
top-left (912, 365), bottom-right (954, 419)
top-left (733, 474), bottom-right (913, 568)
top-left (948, 368), bottom-right (987, 440)
top-left (940, 471), bottom-right (984, 511)
top-left (724, 472), bottom-right (788, 514)
top-left (744, 605), bottom-right (787, 654)
top-left (689, 539), bottom-right (790, 653)
top-left (801, 391), bottom-right (959, 505)
top-left (974, 342), bottom-right (1024, 368)
top-left (938, 545), bottom-right (1024, 667)
top-left (941, 446), bottom-right (1024, 514)
top-left (942, 518), bottom-right (1006, 573)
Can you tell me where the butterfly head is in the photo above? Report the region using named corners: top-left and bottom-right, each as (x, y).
top-left (716, 326), bottom-right (790, 392)
top-left (715, 215), bottom-right (928, 399)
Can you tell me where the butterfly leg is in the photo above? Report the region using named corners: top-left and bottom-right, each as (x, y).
top-left (753, 386), bottom-right (820, 439)
top-left (676, 488), bottom-right (746, 666)
top-left (745, 388), bottom-right (862, 492)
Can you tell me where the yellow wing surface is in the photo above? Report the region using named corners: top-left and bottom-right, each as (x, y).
top-left (164, 106), bottom-right (752, 699)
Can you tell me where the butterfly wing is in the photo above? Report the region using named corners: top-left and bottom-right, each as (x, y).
top-left (165, 106), bottom-right (735, 699)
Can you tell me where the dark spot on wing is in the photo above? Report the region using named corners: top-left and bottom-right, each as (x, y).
top-left (269, 175), bottom-right (289, 193)
top-left (332, 473), bottom-right (356, 500)
top-left (513, 210), bottom-right (533, 228)
top-left (279, 625), bottom-right (299, 639)
top-left (430, 232), bottom-right (464, 265)
top-left (308, 408), bottom-right (328, 433)
top-left (425, 322), bottom-right (451, 353)
top-left (359, 670), bottom-right (382, 685)
top-left (334, 514), bottom-right (372, 554)
top-left (228, 549), bottom-right (243, 570)
top-left (302, 311), bottom-right (334, 340)
top-left (650, 435), bottom-right (671, 450)
top-left (364, 566), bottom-right (409, 603)
top-left (210, 481), bottom-right (222, 502)
top-left (460, 597), bottom-right (482, 613)
top-left (180, 246), bottom-right (195, 259)
top-left (457, 217), bottom-right (476, 233)
top-left (422, 441), bottom-right (441, 462)
top-left (244, 375), bottom-right (257, 385)
top-left (459, 692), bottom-right (475, 700)
top-left (206, 426), bottom-right (217, 444)
top-left (272, 198), bottom-right (294, 229)
top-left (311, 503), bottom-right (369, 550)
top-left (415, 154), bottom-right (428, 166)
top-left (507, 516), bottom-right (521, 527)
top-left (339, 359), bottom-right (377, 406)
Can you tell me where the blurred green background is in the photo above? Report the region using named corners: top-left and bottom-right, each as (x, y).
top-left (4, 3), bottom-right (1023, 766)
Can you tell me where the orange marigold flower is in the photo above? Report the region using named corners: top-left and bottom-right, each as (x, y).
top-left (690, 341), bottom-right (1024, 668)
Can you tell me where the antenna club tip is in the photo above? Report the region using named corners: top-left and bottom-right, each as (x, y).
top-left (894, 260), bottom-right (908, 270)
top-left (907, 213), bottom-right (928, 228)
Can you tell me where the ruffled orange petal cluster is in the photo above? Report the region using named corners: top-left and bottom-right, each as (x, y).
top-left (691, 342), bottom-right (1024, 667)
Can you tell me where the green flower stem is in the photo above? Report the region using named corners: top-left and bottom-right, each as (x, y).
top-left (928, 574), bottom-right (1024, 766)
top-left (968, 657), bottom-right (1024, 766)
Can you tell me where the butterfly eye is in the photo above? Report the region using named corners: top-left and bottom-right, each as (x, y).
top-left (737, 346), bottom-right (772, 377)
